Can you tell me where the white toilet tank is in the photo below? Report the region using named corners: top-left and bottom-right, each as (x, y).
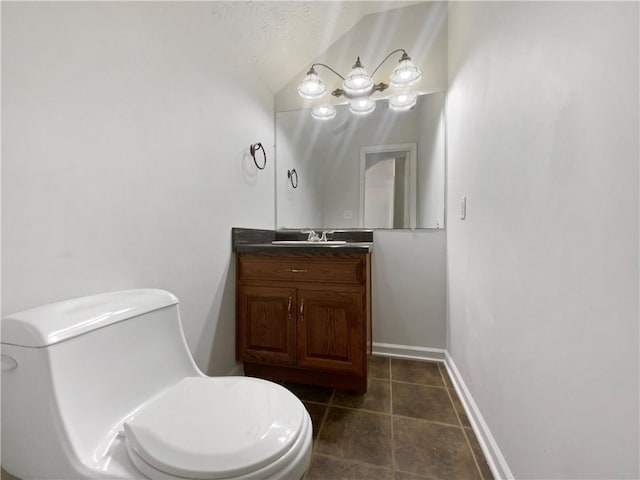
top-left (1, 289), bottom-right (204, 479)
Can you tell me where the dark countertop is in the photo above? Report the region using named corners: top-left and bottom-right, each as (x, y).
top-left (232, 228), bottom-right (373, 254)
top-left (234, 242), bottom-right (372, 254)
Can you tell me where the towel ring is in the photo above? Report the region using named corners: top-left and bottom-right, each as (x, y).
top-left (250, 143), bottom-right (266, 170)
top-left (288, 169), bottom-right (298, 188)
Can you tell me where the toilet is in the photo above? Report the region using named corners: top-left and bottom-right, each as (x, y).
top-left (1, 289), bottom-right (312, 479)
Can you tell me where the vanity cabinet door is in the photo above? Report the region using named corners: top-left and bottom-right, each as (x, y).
top-left (237, 285), bottom-right (297, 366)
top-left (296, 288), bottom-right (365, 375)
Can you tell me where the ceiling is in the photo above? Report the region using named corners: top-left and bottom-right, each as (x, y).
top-left (208, 1), bottom-right (422, 94)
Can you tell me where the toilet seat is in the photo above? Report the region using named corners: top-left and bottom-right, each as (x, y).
top-left (123, 376), bottom-right (309, 479)
top-left (126, 414), bottom-right (311, 480)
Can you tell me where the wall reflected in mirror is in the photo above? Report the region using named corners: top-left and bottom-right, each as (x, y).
top-left (276, 91), bottom-right (445, 230)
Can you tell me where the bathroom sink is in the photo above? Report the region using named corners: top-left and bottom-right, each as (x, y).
top-left (271, 240), bottom-right (348, 246)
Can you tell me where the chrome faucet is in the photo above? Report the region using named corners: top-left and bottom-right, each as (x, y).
top-left (320, 230), bottom-right (335, 242)
top-left (302, 230), bottom-right (334, 242)
top-left (303, 230), bottom-right (321, 242)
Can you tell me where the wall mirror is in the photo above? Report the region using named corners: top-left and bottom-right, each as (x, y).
top-left (276, 91), bottom-right (445, 230)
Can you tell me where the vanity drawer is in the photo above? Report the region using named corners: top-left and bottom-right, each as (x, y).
top-left (238, 254), bottom-right (366, 284)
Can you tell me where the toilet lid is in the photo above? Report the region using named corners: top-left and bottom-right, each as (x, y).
top-left (123, 376), bottom-right (305, 479)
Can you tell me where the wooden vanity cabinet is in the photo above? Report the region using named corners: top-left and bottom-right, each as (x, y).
top-left (236, 252), bottom-right (371, 392)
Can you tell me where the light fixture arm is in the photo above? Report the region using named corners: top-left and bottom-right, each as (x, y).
top-left (331, 81), bottom-right (387, 99)
top-left (308, 63), bottom-right (345, 81)
top-left (370, 48), bottom-right (409, 77)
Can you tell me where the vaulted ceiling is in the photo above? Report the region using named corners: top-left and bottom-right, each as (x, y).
top-left (208, 1), bottom-right (421, 94)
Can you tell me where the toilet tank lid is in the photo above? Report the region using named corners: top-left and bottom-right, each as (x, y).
top-left (1, 289), bottom-right (179, 348)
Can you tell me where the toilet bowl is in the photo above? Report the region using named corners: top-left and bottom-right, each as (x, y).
top-left (1, 289), bottom-right (312, 479)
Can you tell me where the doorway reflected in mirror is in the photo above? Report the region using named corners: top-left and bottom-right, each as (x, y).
top-left (360, 143), bottom-right (417, 229)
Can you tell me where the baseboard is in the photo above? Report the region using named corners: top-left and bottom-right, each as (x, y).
top-left (372, 342), bottom-right (446, 362)
top-left (444, 352), bottom-right (514, 480)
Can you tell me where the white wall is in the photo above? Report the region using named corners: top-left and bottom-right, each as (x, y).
top-left (372, 230), bottom-right (447, 350)
top-left (2, 2), bottom-right (275, 376)
top-left (417, 92), bottom-right (446, 229)
top-left (447, 2), bottom-right (639, 478)
top-left (275, 109), bottom-right (324, 229)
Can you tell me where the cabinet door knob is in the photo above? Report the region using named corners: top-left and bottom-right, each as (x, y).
top-left (299, 298), bottom-right (304, 322)
top-left (288, 296), bottom-right (292, 321)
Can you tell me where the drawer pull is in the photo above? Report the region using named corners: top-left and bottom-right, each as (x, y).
top-left (286, 268), bottom-right (308, 273)
top-left (287, 296), bottom-right (292, 321)
top-left (300, 298), bottom-right (304, 323)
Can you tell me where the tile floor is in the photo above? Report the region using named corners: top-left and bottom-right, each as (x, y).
top-left (1, 357), bottom-right (493, 480)
top-left (283, 356), bottom-right (494, 480)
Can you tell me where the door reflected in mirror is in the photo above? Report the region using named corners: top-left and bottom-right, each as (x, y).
top-left (360, 143), bottom-right (417, 228)
top-left (276, 91), bottom-right (445, 230)
top-left (364, 158), bottom-right (397, 228)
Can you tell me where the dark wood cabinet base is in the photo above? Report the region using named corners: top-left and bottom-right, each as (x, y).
top-left (237, 251), bottom-right (371, 394)
top-left (244, 362), bottom-right (367, 393)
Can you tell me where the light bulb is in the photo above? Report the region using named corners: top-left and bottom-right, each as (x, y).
top-left (343, 57), bottom-right (373, 96)
top-left (388, 92), bottom-right (417, 111)
top-left (311, 104), bottom-right (337, 120)
top-left (390, 59), bottom-right (423, 88)
top-left (297, 68), bottom-right (327, 99)
top-left (349, 97), bottom-right (375, 115)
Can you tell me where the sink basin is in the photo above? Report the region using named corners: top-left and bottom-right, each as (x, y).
top-left (271, 240), bottom-right (348, 246)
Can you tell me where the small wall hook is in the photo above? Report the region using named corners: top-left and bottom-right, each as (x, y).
top-left (250, 142), bottom-right (266, 170)
top-left (1, 354), bottom-right (17, 372)
top-left (287, 169), bottom-right (298, 188)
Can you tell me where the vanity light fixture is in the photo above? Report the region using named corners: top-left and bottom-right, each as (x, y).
top-left (297, 49), bottom-right (422, 118)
